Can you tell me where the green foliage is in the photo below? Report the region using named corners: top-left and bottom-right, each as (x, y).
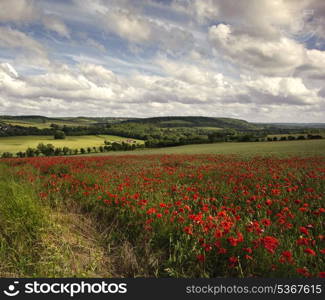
top-left (54, 130), bottom-right (66, 140)
top-left (37, 143), bottom-right (55, 156)
top-left (1, 152), bottom-right (13, 158)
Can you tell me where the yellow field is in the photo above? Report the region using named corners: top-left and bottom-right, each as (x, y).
top-left (0, 135), bottom-right (143, 153)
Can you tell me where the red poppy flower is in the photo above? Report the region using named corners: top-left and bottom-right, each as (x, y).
top-left (261, 236), bottom-right (279, 254)
top-left (261, 219), bottom-right (271, 226)
top-left (197, 254), bottom-right (205, 262)
top-left (296, 267), bottom-right (310, 277)
top-left (300, 226), bottom-right (309, 235)
top-left (184, 226), bottom-right (193, 235)
top-left (304, 248), bottom-right (316, 256)
top-left (265, 199), bottom-right (272, 206)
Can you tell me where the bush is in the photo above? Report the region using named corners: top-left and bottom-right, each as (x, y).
top-left (54, 130), bottom-right (66, 140)
top-left (1, 152), bottom-right (13, 158)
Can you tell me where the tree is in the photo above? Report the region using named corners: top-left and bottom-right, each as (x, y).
top-left (111, 142), bottom-right (122, 151)
top-left (16, 151), bottom-right (25, 158)
top-left (307, 134), bottom-right (322, 139)
top-left (50, 123), bottom-right (60, 130)
top-left (1, 152), bottom-right (13, 158)
top-left (62, 147), bottom-right (70, 155)
top-left (26, 147), bottom-right (36, 157)
top-left (54, 130), bottom-right (66, 140)
top-left (37, 143), bottom-right (55, 156)
top-left (54, 147), bottom-right (63, 156)
top-left (80, 148), bottom-right (85, 154)
top-left (208, 131), bottom-right (227, 143)
top-left (238, 134), bottom-right (254, 142)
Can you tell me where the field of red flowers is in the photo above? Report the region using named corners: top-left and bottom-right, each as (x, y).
top-left (3, 154), bottom-right (325, 277)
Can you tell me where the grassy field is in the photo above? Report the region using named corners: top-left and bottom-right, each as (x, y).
top-left (0, 135), bottom-right (143, 153)
top-left (0, 119), bottom-right (95, 129)
top-left (90, 139), bottom-right (325, 157)
top-left (266, 133), bottom-right (325, 138)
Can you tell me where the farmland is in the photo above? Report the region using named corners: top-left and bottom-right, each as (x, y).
top-left (0, 115), bottom-right (324, 278)
top-left (0, 135), bottom-right (143, 154)
top-left (0, 154), bottom-right (324, 277)
top-left (92, 139), bottom-right (325, 157)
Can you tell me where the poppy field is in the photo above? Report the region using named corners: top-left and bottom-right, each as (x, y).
top-left (1, 154), bottom-right (324, 278)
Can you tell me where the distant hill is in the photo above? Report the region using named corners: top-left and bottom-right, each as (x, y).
top-left (0, 115), bottom-right (135, 129)
top-left (1, 115), bottom-right (324, 131)
top-left (122, 116), bottom-right (262, 130)
top-left (255, 122), bottom-right (325, 129)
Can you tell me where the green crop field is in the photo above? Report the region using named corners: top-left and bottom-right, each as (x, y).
top-left (0, 135), bottom-right (143, 153)
top-left (91, 139), bottom-right (325, 157)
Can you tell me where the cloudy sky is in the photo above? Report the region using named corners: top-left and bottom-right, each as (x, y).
top-left (0, 0), bottom-right (324, 122)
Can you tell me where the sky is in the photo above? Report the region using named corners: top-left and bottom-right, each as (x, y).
top-left (0, 0), bottom-right (324, 122)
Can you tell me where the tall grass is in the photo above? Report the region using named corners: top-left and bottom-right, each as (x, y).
top-left (0, 165), bottom-right (47, 276)
top-left (0, 163), bottom-right (112, 277)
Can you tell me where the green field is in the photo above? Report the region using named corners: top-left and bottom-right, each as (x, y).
top-left (91, 139), bottom-right (325, 157)
top-left (267, 133), bottom-right (325, 138)
top-left (0, 119), bottom-right (96, 129)
top-left (0, 135), bottom-right (143, 153)
top-left (1, 136), bottom-right (324, 157)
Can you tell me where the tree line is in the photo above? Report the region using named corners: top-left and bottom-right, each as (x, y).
top-left (1, 141), bottom-right (144, 158)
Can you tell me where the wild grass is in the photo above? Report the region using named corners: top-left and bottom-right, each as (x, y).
top-left (0, 165), bottom-right (46, 276)
top-left (0, 165), bottom-right (111, 277)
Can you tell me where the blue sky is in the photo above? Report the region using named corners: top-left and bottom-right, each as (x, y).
top-left (0, 0), bottom-right (324, 122)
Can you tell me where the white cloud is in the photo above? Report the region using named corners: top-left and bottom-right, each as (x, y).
top-left (1, 59), bottom-right (323, 121)
top-left (244, 76), bottom-right (320, 105)
top-left (209, 23), bottom-right (306, 76)
top-left (85, 38), bottom-right (106, 52)
top-left (0, 62), bottom-right (19, 78)
top-left (295, 49), bottom-right (325, 80)
top-left (0, 27), bottom-right (49, 66)
top-left (104, 9), bottom-right (151, 43)
top-left (0, 0), bottom-right (70, 42)
top-left (42, 15), bottom-right (70, 38)
top-left (0, 0), bottom-right (37, 23)
top-left (79, 63), bottom-right (118, 85)
top-left (0, 0), bottom-right (324, 121)
top-left (156, 57), bottom-right (225, 86)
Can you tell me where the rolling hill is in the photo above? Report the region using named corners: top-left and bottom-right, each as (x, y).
top-left (121, 116), bottom-right (262, 130)
top-left (1, 115), bottom-right (324, 131)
